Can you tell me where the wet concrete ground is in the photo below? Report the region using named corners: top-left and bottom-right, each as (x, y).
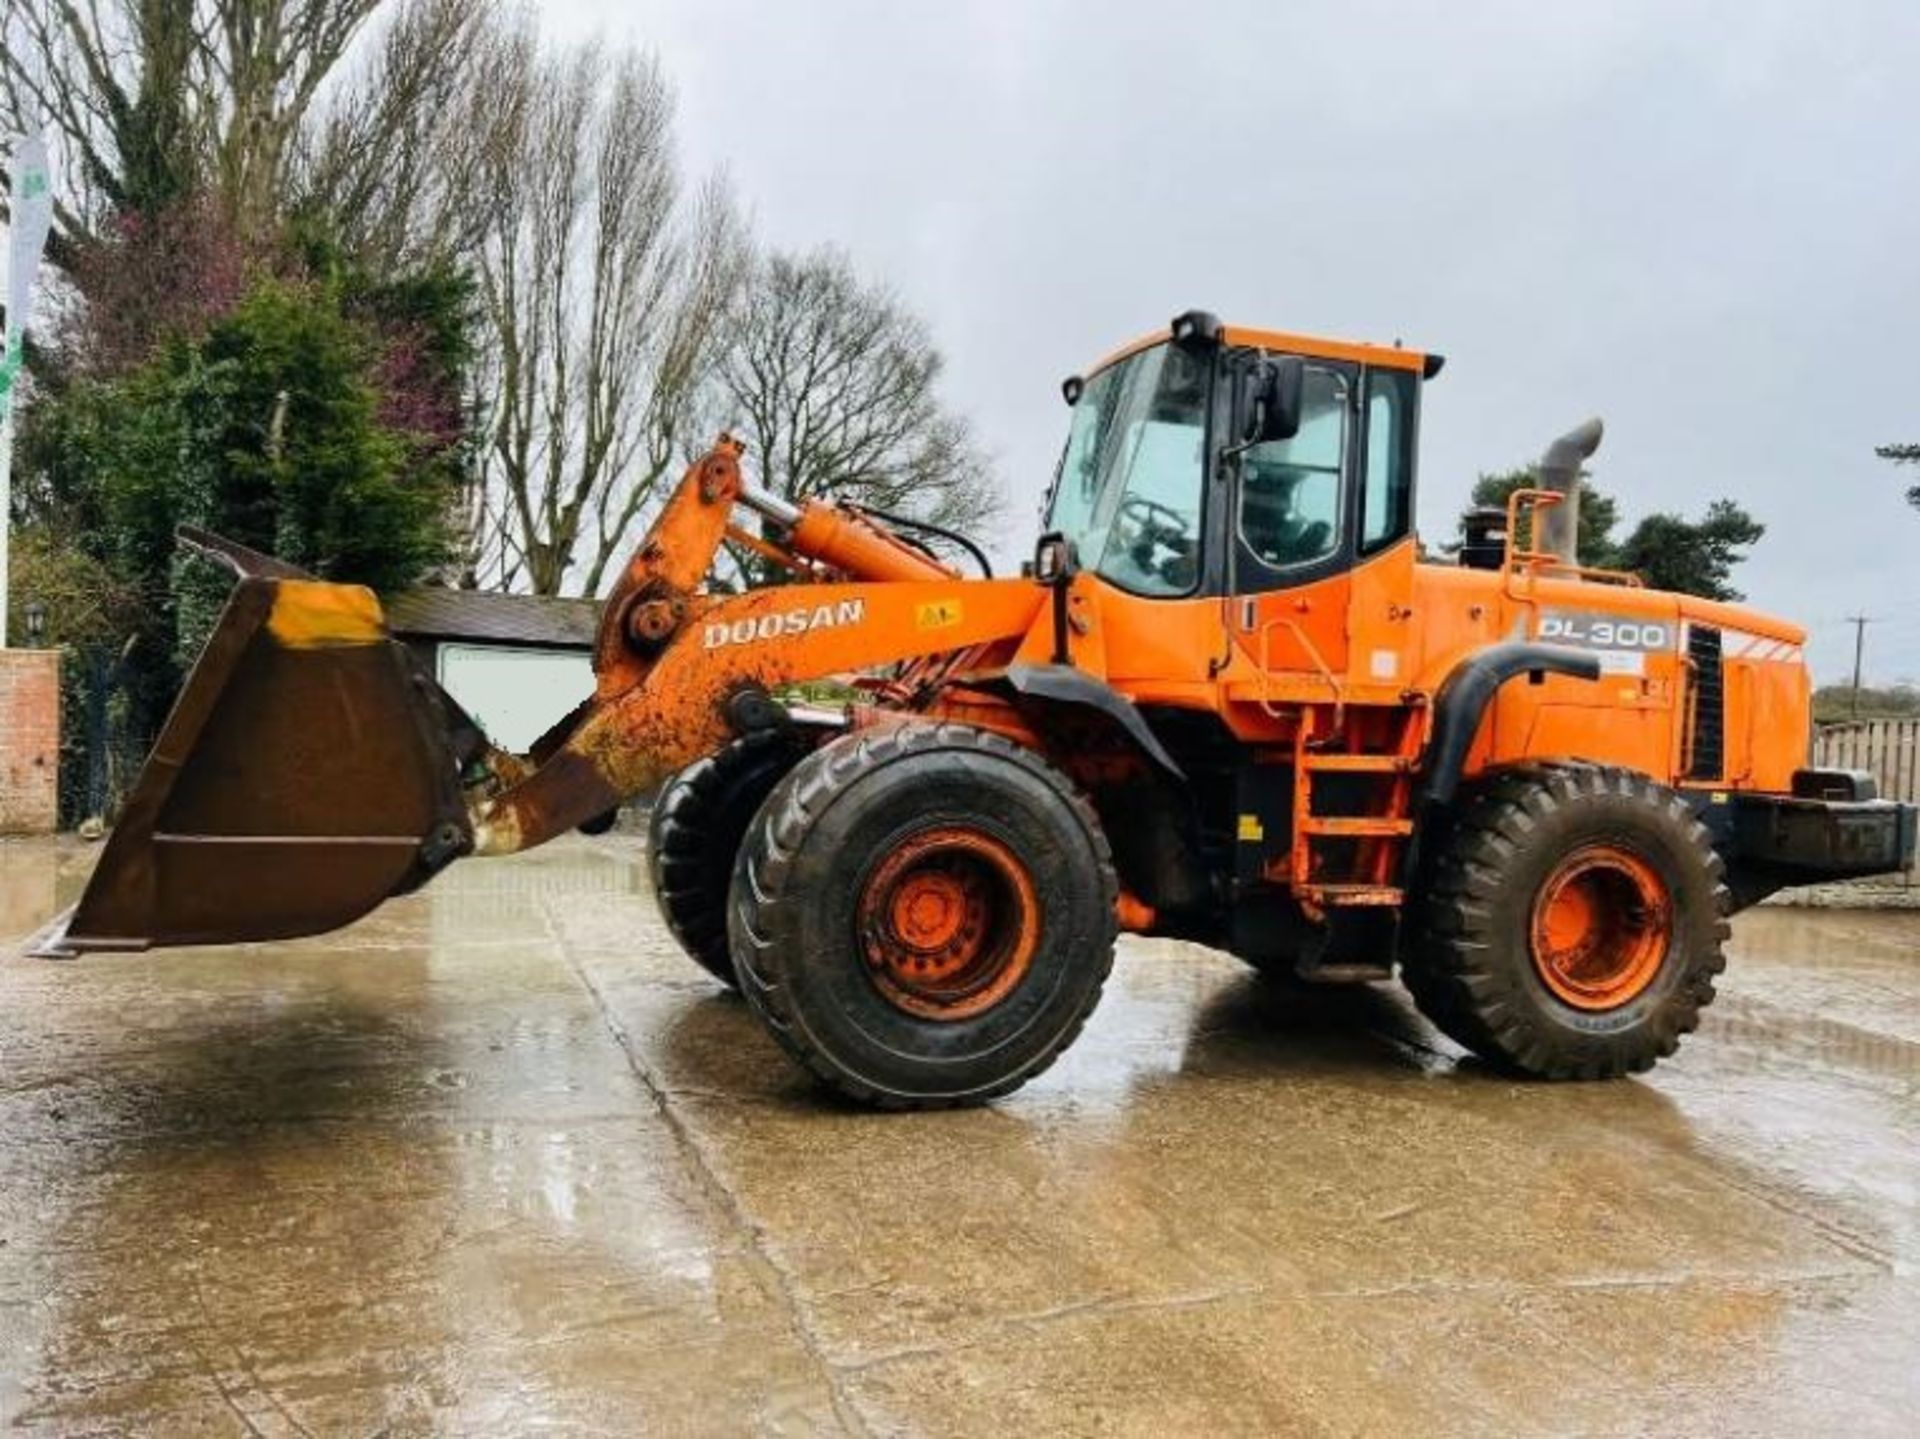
top-left (0, 835), bottom-right (1914, 1435)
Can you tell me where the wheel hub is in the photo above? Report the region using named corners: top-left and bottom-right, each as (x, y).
top-left (1530, 844), bottom-right (1673, 1010)
top-left (889, 870), bottom-right (972, 954)
top-left (858, 827), bottom-right (1039, 1022)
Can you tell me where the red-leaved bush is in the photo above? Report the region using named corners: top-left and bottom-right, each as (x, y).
top-left (69, 201), bottom-right (260, 376)
top-left (372, 322), bottom-right (465, 454)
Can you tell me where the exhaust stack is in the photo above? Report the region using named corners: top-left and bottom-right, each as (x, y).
top-left (1535, 417), bottom-right (1604, 564)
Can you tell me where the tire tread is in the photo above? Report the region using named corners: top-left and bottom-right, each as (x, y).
top-left (648, 733), bottom-right (804, 987)
top-left (1403, 763), bottom-right (1731, 1078)
top-left (731, 723), bottom-right (1118, 1110)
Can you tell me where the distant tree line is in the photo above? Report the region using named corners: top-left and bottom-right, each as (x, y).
top-left (0, 0), bottom-right (996, 818)
top-left (1813, 683), bottom-right (1920, 724)
top-left (1878, 442), bottom-right (1919, 509)
top-left (1464, 471), bottom-right (1765, 602)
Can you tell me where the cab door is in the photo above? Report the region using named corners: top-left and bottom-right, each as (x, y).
top-left (1228, 358), bottom-right (1361, 682)
top-left (1227, 359), bottom-right (1420, 690)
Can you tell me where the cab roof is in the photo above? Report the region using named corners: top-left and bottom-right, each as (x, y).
top-left (1087, 312), bottom-right (1439, 380)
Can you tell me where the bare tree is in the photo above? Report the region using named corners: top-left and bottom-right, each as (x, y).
top-left (1, 0), bottom-right (388, 253)
top-left (290, 0), bottom-right (499, 268)
top-left (722, 248), bottom-right (1001, 554)
top-left (206, 1), bottom-right (383, 231)
top-left (460, 32), bottom-right (747, 595)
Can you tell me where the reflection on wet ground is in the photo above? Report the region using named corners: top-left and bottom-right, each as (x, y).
top-left (0, 835), bottom-right (1914, 1433)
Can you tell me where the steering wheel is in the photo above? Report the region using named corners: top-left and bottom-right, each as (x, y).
top-left (1118, 496), bottom-right (1190, 552)
top-left (1115, 496), bottom-right (1195, 587)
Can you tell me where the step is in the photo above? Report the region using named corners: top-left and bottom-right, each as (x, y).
top-left (1293, 960), bottom-right (1397, 984)
top-left (1299, 883), bottom-right (1405, 907)
top-left (1299, 754), bottom-right (1410, 774)
top-left (1299, 817), bottom-right (1415, 838)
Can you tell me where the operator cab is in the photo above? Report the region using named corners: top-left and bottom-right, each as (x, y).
top-left (1042, 311), bottom-right (1434, 598)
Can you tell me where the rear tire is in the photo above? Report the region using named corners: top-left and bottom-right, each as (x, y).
top-left (1404, 765), bottom-right (1730, 1079)
top-left (729, 723), bottom-right (1118, 1109)
top-left (648, 733), bottom-right (805, 988)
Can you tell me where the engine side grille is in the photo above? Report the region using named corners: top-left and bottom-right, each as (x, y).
top-left (1685, 624), bottom-right (1725, 781)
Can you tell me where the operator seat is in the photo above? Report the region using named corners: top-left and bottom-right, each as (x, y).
top-left (1243, 467), bottom-right (1332, 567)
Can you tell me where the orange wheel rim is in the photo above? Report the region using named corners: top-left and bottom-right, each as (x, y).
top-left (857, 827), bottom-right (1039, 1022)
top-left (1529, 844), bottom-right (1672, 1011)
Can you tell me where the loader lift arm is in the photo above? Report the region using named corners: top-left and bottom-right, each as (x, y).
top-left (465, 437), bottom-right (1047, 854)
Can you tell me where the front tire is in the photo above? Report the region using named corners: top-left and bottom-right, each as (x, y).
top-left (648, 733), bottom-right (805, 987)
top-left (729, 723), bottom-right (1118, 1109)
top-left (1404, 765), bottom-right (1730, 1079)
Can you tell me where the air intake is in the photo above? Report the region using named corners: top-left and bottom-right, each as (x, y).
top-left (1685, 625), bottom-right (1725, 781)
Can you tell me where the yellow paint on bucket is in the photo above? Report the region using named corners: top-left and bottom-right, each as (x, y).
top-left (267, 581), bottom-right (387, 648)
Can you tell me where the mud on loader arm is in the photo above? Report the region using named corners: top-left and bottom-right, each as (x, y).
top-left (38, 439), bottom-right (1045, 958)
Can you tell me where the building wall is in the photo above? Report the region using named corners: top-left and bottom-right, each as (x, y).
top-left (0, 650), bottom-right (60, 834)
top-left (437, 643), bottom-right (596, 753)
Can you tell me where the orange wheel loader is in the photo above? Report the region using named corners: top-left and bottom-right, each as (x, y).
top-left (34, 311), bottom-right (1917, 1108)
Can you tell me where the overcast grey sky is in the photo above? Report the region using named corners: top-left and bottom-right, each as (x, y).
top-left (547, 0), bottom-right (1920, 682)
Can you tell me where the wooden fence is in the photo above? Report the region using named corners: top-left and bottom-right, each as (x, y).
top-left (1813, 719), bottom-right (1920, 803)
top-left (1810, 719), bottom-right (1920, 884)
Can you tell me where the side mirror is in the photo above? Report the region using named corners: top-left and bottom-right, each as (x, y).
top-left (1244, 356), bottom-right (1305, 446)
top-left (1032, 532), bottom-right (1077, 586)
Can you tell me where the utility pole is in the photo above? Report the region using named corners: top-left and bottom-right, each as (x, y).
top-left (1847, 614), bottom-right (1874, 719)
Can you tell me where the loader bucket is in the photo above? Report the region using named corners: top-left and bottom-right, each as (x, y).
top-left (31, 539), bottom-right (474, 958)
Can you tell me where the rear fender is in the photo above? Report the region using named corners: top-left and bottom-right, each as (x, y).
top-left (1419, 643), bottom-right (1602, 809)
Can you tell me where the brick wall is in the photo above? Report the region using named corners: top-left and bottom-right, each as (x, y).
top-left (0, 650), bottom-right (59, 834)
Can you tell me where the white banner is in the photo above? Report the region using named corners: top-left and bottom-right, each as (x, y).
top-left (2, 131), bottom-right (54, 646)
top-left (2, 132), bottom-right (54, 418)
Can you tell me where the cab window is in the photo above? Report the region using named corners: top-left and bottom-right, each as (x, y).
top-left (1047, 342), bottom-right (1210, 597)
top-left (1239, 366), bottom-right (1347, 570)
top-left (1360, 368), bottom-right (1416, 553)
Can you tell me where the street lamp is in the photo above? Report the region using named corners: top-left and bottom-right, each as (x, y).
top-left (23, 598), bottom-right (45, 647)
